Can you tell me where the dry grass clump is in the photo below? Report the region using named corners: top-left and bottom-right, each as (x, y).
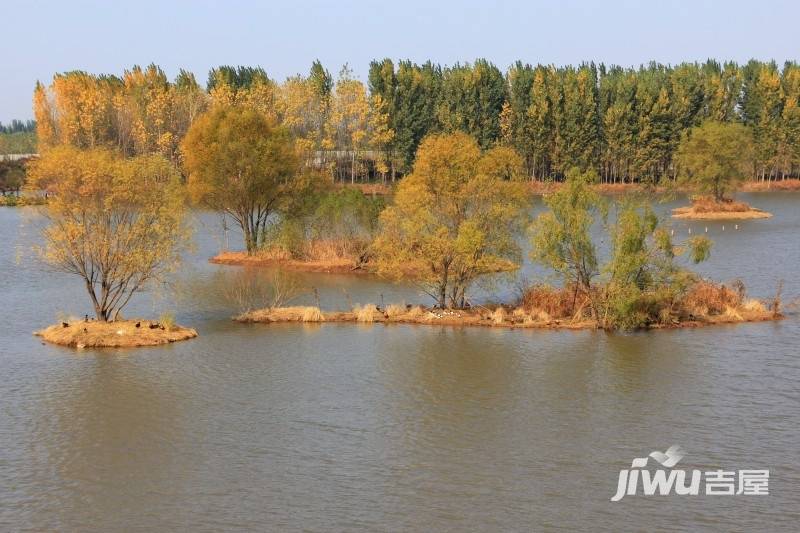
top-left (519, 284), bottom-right (581, 319)
top-left (741, 299), bottom-right (766, 313)
top-left (690, 196), bottom-right (750, 213)
top-left (675, 280), bottom-right (776, 324)
top-left (511, 307), bottom-right (528, 320)
top-left (301, 306), bottom-right (325, 322)
top-left (36, 319), bottom-right (197, 348)
top-left (491, 307), bottom-right (508, 324)
top-left (301, 238), bottom-right (369, 264)
top-left (238, 306), bottom-right (325, 323)
top-left (353, 304), bottom-right (381, 323)
top-left (404, 305), bottom-right (426, 319)
top-left (682, 281), bottom-right (742, 316)
top-left (721, 306), bottom-right (743, 321)
top-left (385, 304), bottom-right (407, 317)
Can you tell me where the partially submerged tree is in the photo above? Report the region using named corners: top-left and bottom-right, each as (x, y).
top-left (181, 106), bottom-right (301, 254)
top-left (675, 120), bottom-right (754, 202)
top-left (373, 132), bottom-right (529, 308)
top-left (28, 146), bottom-right (187, 321)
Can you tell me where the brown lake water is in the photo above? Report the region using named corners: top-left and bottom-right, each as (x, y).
top-left (1, 193), bottom-right (799, 531)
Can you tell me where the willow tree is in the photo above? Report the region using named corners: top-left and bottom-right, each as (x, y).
top-left (600, 200), bottom-right (711, 329)
top-left (675, 120), bottom-right (754, 201)
top-left (530, 168), bottom-right (605, 306)
top-left (373, 132), bottom-right (529, 308)
top-left (181, 106), bottom-right (300, 254)
top-left (28, 146), bottom-right (187, 321)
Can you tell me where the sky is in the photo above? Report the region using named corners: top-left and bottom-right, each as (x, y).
top-left (2, 0), bottom-right (799, 123)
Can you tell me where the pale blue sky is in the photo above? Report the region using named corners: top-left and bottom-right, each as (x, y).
top-left (3, 0), bottom-right (799, 122)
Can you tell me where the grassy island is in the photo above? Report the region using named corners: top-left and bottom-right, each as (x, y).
top-left (210, 250), bottom-right (371, 274)
top-left (673, 121), bottom-right (774, 219)
top-left (235, 280), bottom-right (780, 331)
top-left (36, 319), bottom-right (197, 348)
top-left (671, 196), bottom-right (772, 219)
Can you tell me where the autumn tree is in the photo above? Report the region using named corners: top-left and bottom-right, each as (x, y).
top-left (325, 65), bottom-right (371, 182)
top-left (278, 70), bottom-right (329, 161)
top-left (27, 146), bottom-right (187, 321)
top-left (373, 132), bottom-right (529, 308)
top-left (181, 106), bottom-right (300, 254)
top-left (530, 169), bottom-right (712, 327)
top-left (675, 121), bottom-right (755, 201)
top-left (530, 168), bottom-right (605, 307)
top-left (599, 200), bottom-right (711, 328)
top-left (33, 59), bottom-right (800, 185)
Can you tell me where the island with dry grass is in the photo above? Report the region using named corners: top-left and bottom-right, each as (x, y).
top-left (235, 280), bottom-right (781, 331)
top-left (671, 196), bottom-right (772, 220)
top-left (210, 249), bottom-right (371, 274)
top-left (673, 121), bottom-right (774, 220)
top-left (36, 318), bottom-right (197, 348)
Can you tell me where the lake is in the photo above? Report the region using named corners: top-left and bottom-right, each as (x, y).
top-left (1, 193), bottom-right (798, 531)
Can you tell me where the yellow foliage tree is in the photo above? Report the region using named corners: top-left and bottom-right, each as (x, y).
top-left (326, 66), bottom-right (370, 182)
top-left (368, 93), bottom-right (395, 181)
top-left (27, 147), bottom-right (188, 321)
top-left (373, 133), bottom-right (530, 308)
top-left (181, 106), bottom-right (303, 254)
top-left (277, 75), bottom-right (329, 162)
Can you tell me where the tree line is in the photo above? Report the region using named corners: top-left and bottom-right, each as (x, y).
top-left (369, 58), bottom-right (800, 182)
top-left (32, 58), bottom-right (800, 184)
top-left (0, 120), bottom-right (37, 155)
top-left (0, 120), bottom-right (36, 134)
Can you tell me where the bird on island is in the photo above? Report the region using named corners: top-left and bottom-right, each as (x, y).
top-left (62, 322), bottom-right (69, 328)
top-left (135, 321), bottom-right (141, 328)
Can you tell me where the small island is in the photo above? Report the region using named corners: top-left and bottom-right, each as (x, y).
top-left (236, 279), bottom-right (780, 331)
top-left (36, 319), bottom-right (197, 348)
top-left (28, 147), bottom-right (197, 349)
top-left (672, 121), bottom-right (773, 220)
top-left (210, 250), bottom-right (370, 274)
top-left (672, 197), bottom-right (772, 219)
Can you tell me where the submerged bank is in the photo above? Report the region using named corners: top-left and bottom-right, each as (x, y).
top-left (210, 251), bottom-right (371, 274)
top-left (35, 319), bottom-right (198, 348)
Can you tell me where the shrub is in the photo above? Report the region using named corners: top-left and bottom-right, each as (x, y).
top-left (690, 196), bottom-right (750, 213)
top-left (491, 307), bottom-right (507, 324)
top-left (519, 284), bottom-right (579, 319)
top-left (682, 281), bottom-right (741, 316)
